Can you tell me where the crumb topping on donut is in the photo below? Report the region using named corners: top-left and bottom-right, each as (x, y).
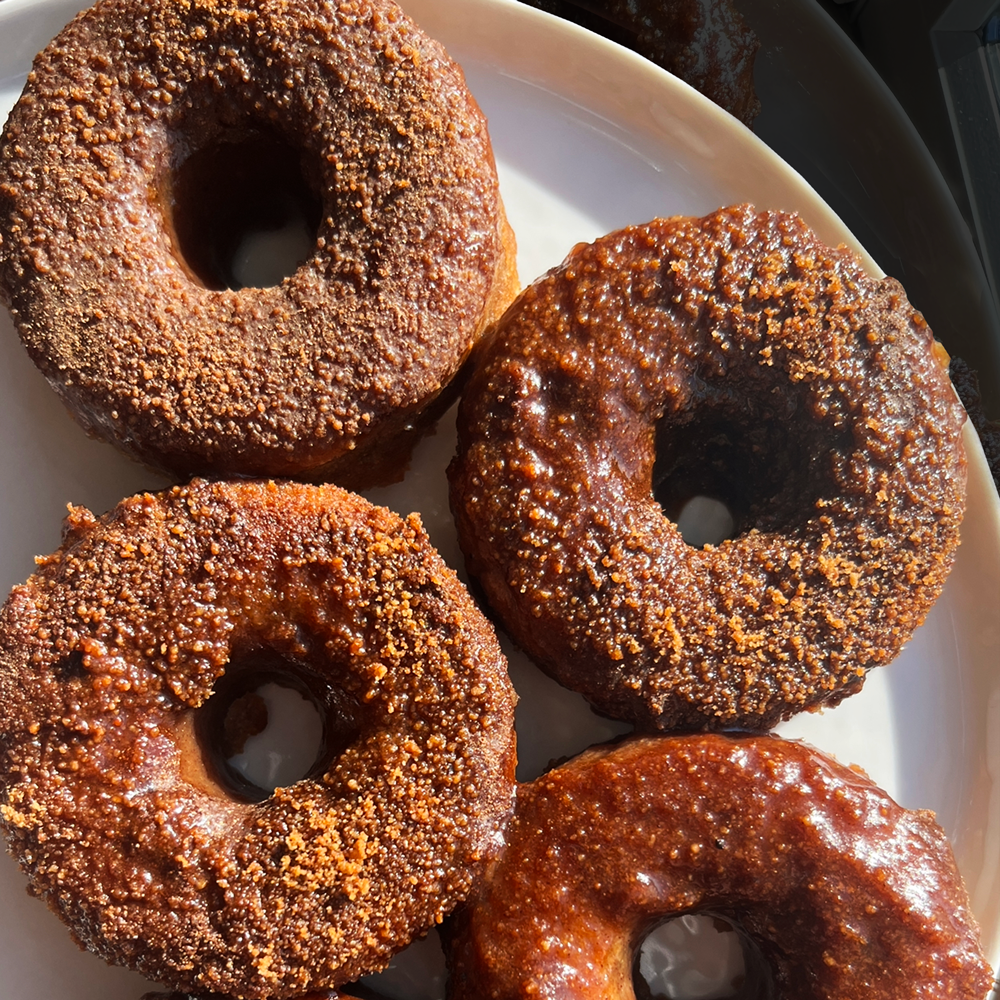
top-left (0, 479), bottom-right (517, 998)
top-left (450, 205), bottom-right (968, 731)
top-left (0, 0), bottom-right (518, 485)
top-left (445, 734), bottom-right (994, 1000)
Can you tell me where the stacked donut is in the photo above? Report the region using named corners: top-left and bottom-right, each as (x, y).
top-left (444, 204), bottom-right (990, 999)
top-left (0, 0), bottom-right (993, 998)
top-left (445, 733), bottom-right (992, 999)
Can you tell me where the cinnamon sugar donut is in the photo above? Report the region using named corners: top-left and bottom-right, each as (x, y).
top-left (445, 733), bottom-right (993, 1000)
top-left (0, 479), bottom-right (516, 998)
top-left (449, 205), bottom-right (967, 731)
top-left (141, 993), bottom-right (358, 1000)
top-left (0, 0), bottom-right (518, 487)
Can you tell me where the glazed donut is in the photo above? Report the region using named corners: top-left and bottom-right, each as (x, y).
top-left (515, 0), bottom-right (760, 126)
top-left (0, 479), bottom-right (517, 998)
top-left (141, 993), bottom-right (358, 1000)
top-left (444, 733), bottom-right (993, 999)
top-left (449, 204), bottom-right (967, 731)
top-left (0, 0), bottom-right (518, 487)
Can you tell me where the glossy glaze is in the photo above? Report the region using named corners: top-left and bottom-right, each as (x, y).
top-left (0, 0), bottom-right (518, 486)
top-left (450, 205), bottom-right (968, 731)
top-left (445, 733), bottom-right (993, 999)
top-left (0, 479), bottom-right (517, 998)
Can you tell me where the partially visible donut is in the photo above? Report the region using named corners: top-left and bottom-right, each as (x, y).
top-left (0, 479), bottom-right (517, 998)
top-left (445, 733), bottom-right (993, 999)
top-left (515, 0), bottom-right (760, 126)
top-left (141, 993), bottom-right (358, 1000)
top-left (449, 205), bottom-right (967, 731)
top-left (0, 0), bottom-right (518, 487)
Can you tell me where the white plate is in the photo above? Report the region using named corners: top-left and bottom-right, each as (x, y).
top-left (0, 0), bottom-right (998, 998)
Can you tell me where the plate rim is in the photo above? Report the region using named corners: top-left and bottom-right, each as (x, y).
top-left (0, 0), bottom-right (996, 993)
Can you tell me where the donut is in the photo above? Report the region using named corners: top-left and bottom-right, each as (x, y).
top-left (0, 0), bottom-right (518, 487)
top-left (449, 204), bottom-right (967, 731)
top-left (141, 993), bottom-right (356, 1000)
top-left (0, 479), bottom-right (517, 998)
top-left (515, 0), bottom-right (760, 126)
top-left (444, 733), bottom-right (993, 999)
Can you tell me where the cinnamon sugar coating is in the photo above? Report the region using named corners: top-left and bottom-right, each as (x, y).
top-left (141, 993), bottom-right (355, 999)
top-left (449, 205), bottom-right (968, 731)
top-left (0, 0), bottom-right (518, 487)
top-left (445, 733), bottom-right (993, 1000)
top-left (0, 479), bottom-right (517, 998)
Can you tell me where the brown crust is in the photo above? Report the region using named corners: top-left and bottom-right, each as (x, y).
top-left (0, 479), bottom-right (517, 998)
top-left (449, 205), bottom-right (968, 731)
top-left (140, 993), bottom-right (360, 1000)
top-left (0, 0), bottom-right (518, 487)
top-left (444, 733), bottom-right (993, 999)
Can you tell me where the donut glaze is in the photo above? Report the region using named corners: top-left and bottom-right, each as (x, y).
top-left (445, 733), bottom-right (993, 1000)
top-left (0, 0), bottom-right (518, 487)
top-left (516, 0), bottom-right (760, 126)
top-left (141, 993), bottom-right (357, 1000)
top-left (449, 205), bottom-right (968, 731)
top-left (0, 479), bottom-right (517, 998)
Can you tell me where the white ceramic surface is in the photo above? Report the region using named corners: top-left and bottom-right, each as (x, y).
top-left (0, 0), bottom-right (997, 997)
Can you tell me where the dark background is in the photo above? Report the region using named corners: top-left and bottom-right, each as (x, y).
top-left (521, 0), bottom-right (1000, 430)
top-left (818, 0), bottom-right (972, 222)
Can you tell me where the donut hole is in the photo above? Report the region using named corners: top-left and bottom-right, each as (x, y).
top-left (224, 683), bottom-right (323, 793)
top-left (168, 126), bottom-right (321, 291)
top-left (652, 408), bottom-right (836, 543)
top-left (196, 650), bottom-right (362, 802)
top-left (633, 914), bottom-right (770, 1000)
top-left (674, 496), bottom-right (736, 548)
